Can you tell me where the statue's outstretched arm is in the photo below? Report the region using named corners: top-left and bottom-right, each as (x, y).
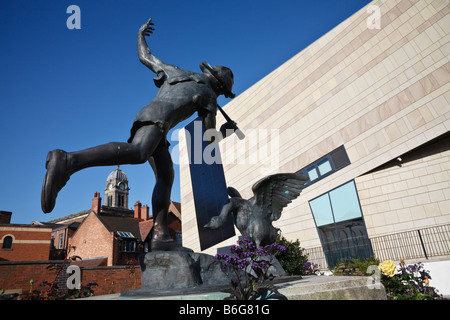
top-left (137, 18), bottom-right (165, 74)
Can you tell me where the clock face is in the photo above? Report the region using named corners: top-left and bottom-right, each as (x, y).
top-left (108, 184), bottom-right (113, 190)
top-left (119, 183), bottom-right (125, 190)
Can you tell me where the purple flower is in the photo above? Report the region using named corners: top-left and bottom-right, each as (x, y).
top-left (84, 282), bottom-right (98, 290)
top-left (257, 247), bottom-right (267, 256)
top-left (237, 260), bottom-right (249, 269)
top-left (214, 237), bottom-right (286, 278)
top-left (214, 253), bottom-right (227, 260)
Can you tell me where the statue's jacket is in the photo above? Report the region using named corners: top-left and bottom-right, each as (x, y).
top-left (128, 64), bottom-right (218, 144)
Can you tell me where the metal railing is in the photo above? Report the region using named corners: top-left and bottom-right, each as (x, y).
top-left (305, 224), bottom-right (450, 269)
top-left (370, 224), bottom-right (450, 262)
top-left (304, 246), bottom-right (327, 269)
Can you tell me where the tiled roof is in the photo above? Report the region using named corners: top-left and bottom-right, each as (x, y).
top-left (97, 214), bottom-right (143, 241)
top-left (44, 209), bottom-right (91, 224)
top-left (169, 201), bottom-right (181, 220)
top-left (139, 219), bottom-right (154, 241)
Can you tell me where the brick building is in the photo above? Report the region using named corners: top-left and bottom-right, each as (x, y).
top-left (68, 195), bottom-right (182, 266)
top-left (68, 195), bottom-right (149, 266)
top-left (36, 167), bottom-right (182, 266)
top-left (0, 211), bottom-right (52, 261)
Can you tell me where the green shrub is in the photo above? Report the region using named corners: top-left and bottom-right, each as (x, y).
top-left (275, 233), bottom-right (309, 275)
top-left (333, 256), bottom-right (380, 276)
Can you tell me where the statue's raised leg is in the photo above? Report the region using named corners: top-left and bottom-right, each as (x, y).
top-left (41, 125), bottom-right (163, 213)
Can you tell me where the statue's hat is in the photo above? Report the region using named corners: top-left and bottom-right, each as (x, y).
top-left (200, 62), bottom-right (235, 98)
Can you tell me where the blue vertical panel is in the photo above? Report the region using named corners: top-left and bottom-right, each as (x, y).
top-left (185, 118), bottom-right (235, 251)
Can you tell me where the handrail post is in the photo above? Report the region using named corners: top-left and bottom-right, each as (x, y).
top-left (417, 229), bottom-right (428, 260)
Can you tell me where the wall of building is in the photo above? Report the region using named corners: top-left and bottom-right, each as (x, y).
top-left (179, 0), bottom-right (450, 255)
top-left (356, 134), bottom-right (450, 237)
top-left (0, 226), bottom-right (52, 261)
top-left (0, 261), bottom-right (140, 297)
top-left (68, 213), bottom-right (115, 266)
top-left (80, 266), bottom-right (141, 296)
top-left (0, 261), bottom-right (60, 294)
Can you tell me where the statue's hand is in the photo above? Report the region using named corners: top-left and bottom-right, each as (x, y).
top-left (220, 121), bottom-right (238, 138)
top-left (140, 18), bottom-right (155, 37)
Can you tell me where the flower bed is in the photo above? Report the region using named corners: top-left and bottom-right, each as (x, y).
top-left (333, 256), bottom-right (446, 300)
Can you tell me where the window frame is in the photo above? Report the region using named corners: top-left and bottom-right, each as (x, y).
top-left (308, 180), bottom-right (373, 267)
top-left (58, 233), bottom-right (64, 249)
top-left (1, 235), bottom-right (13, 250)
top-left (297, 145), bottom-right (350, 187)
top-left (120, 239), bottom-right (137, 253)
top-left (309, 180), bottom-right (364, 227)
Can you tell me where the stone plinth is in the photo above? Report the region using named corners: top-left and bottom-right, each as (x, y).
top-left (121, 251), bottom-right (233, 297)
top-left (97, 275), bottom-right (387, 300)
top-left (121, 251), bottom-right (288, 298)
top-left (276, 275), bottom-right (387, 300)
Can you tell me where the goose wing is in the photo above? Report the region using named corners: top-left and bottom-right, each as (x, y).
top-left (252, 173), bottom-right (308, 221)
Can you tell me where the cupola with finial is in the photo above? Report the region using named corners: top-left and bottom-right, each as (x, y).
top-left (105, 166), bottom-right (129, 208)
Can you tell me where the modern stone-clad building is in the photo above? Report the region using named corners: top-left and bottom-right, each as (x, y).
top-left (179, 0), bottom-right (450, 268)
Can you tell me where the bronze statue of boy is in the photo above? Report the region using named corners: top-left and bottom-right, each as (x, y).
top-left (41, 18), bottom-right (237, 251)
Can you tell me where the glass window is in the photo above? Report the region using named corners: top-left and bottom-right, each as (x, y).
top-left (329, 180), bottom-right (362, 223)
top-left (296, 145), bottom-right (350, 187)
top-left (121, 239), bottom-right (137, 252)
top-left (318, 218), bottom-right (373, 268)
top-left (2, 236), bottom-right (12, 249)
top-left (309, 193), bottom-right (334, 226)
top-left (118, 231), bottom-right (135, 238)
top-left (317, 159), bottom-right (332, 176)
top-left (309, 180), bottom-right (371, 268)
top-left (58, 233), bottom-right (64, 249)
top-left (307, 167), bottom-right (319, 181)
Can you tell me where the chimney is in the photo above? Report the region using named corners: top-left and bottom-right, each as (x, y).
top-left (134, 201), bottom-right (149, 220)
top-left (142, 204), bottom-right (149, 221)
top-left (91, 192), bottom-right (102, 213)
top-left (0, 211), bottom-right (12, 224)
top-left (134, 201), bottom-right (142, 220)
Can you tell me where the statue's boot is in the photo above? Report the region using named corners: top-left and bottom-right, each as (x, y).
top-left (41, 149), bottom-right (71, 213)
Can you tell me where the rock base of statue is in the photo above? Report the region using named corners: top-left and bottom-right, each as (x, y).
top-left (120, 250), bottom-right (287, 298)
top-left (142, 251), bottom-right (230, 290)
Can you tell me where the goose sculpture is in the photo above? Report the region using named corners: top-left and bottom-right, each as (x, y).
top-left (204, 173), bottom-right (308, 247)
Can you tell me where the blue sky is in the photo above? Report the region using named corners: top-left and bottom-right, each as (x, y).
top-left (0, 0), bottom-right (371, 224)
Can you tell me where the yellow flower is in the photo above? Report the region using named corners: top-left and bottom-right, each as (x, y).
top-left (378, 260), bottom-right (400, 277)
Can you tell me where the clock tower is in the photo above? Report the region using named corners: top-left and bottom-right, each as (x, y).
top-left (105, 166), bottom-right (129, 208)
